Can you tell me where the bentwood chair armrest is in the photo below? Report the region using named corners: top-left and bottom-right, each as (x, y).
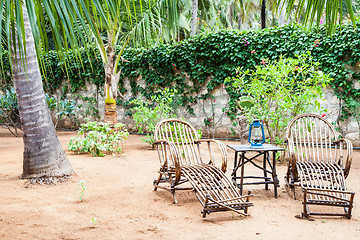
top-left (154, 139), bottom-right (182, 183)
top-left (285, 138), bottom-right (297, 163)
top-left (334, 138), bottom-right (353, 178)
top-left (285, 138), bottom-right (299, 180)
top-left (195, 139), bottom-right (227, 172)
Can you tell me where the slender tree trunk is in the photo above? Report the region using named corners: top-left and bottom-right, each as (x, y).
top-left (261, 0), bottom-right (266, 29)
top-left (104, 31), bottom-right (120, 125)
top-left (238, 13), bottom-right (242, 29)
top-left (190, 0), bottom-right (198, 36)
top-left (278, 0), bottom-right (288, 27)
top-left (229, 5), bottom-right (234, 28)
top-left (12, 7), bottom-right (73, 179)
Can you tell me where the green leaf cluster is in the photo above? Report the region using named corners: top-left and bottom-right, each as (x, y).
top-left (0, 88), bottom-right (21, 136)
top-left (130, 88), bottom-right (177, 145)
top-left (119, 23), bottom-right (360, 122)
top-left (227, 53), bottom-right (332, 145)
top-left (67, 122), bottom-right (129, 157)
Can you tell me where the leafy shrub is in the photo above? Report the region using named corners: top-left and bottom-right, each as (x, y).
top-left (0, 89), bottom-right (79, 136)
top-left (67, 122), bottom-right (128, 157)
top-left (200, 95), bottom-right (230, 138)
top-left (130, 88), bottom-right (176, 145)
top-left (46, 94), bottom-right (78, 129)
top-left (226, 53), bottom-right (331, 145)
top-left (77, 94), bottom-right (101, 120)
top-left (0, 88), bottom-right (21, 136)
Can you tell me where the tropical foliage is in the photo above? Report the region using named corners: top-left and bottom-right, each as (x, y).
top-left (130, 88), bottom-right (177, 145)
top-left (0, 88), bottom-right (21, 136)
top-left (277, 0), bottom-right (356, 33)
top-left (68, 121), bottom-right (129, 157)
top-left (119, 24), bottom-right (360, 124)
top-left (2, 22), bottom-right (359, 125)
top-left (227, 53), bottom-right (331, 145)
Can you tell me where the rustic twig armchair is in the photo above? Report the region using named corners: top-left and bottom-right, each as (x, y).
top-left (153, 119), bottom-right (252, 217)
top-left (285, 113), bottom-right (355, 219)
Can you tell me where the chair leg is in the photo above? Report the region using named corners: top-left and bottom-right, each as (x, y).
top-left (345, 193), bottom-right (355, 219)
top-left (153, 172), bottom-right (164, 191)
top-left (292, 186), bottom-right (296, 200)
top-left (244, 190), bottom-right (251, 214)
top-left (302, 189), bottom-right (309, 218)
top-left (168, 173), bottom-right (178, 204)
top-left (202, 195), bottom-right (210, 218)
top-left (284, 174), bottom-right (296, 200)
top-left (345, 207), bottom-right (351, 219)
top-left (172, 188), bottom-right (178, 204)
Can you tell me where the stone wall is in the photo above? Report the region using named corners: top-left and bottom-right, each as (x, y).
top-left (57, 78), bottom-right (359, 147)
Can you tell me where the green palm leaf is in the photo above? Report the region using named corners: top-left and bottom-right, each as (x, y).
top-left (277, 0), bottom-right (356, 34)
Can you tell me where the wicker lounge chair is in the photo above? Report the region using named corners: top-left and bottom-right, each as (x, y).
top-left (153, 119), bottom-right (252, 217)
top-left (285, 113), bottom-right (355, 219)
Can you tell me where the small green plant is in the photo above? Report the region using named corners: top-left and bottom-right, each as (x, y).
top-left (46, 94), bottom-right (78, 129)
top-left (78, 180), bottom-right (86, 201)
top-left (68, 122), bottom-right (129, 157)
top-left (197, 128), bottom-right (203, 139)
top-left (0, 88), bottom-right (21, 136)
top-left (130, 88), bottom-right (177, 145)
top-left (90, 217), bottom-right (97, 227)
top-left (55, 98), bottom-right (78, 128)
top-left (77, 93), bottom-right (101, 120)
top-left (226, 53), bottom-right (331, 146)
top-left (200, 95), bottom-right (230, 138)
top-left (45, 94), bottom-right (57, 110)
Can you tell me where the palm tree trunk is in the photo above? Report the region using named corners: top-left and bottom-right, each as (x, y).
top-left (104, 31), bottom-right (119, 126)
top-left (12, 6), bottom-right (73, 179)
top-left (238, 13), bottom-right (242, 30)
top-left (261, 0), bottom-right (266, 29)
top-left (278, 0), bottom-right (288, 27)
top-left (190, 0), bottom-right (198, 36)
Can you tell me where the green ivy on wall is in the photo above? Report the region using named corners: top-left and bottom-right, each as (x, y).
top-left (1, 23), bottom-right (359, 122)
top-left (120, 23), bottom-right (360, 121)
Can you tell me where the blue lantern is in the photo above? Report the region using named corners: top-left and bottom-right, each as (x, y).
top-left (248, 119), bottom-right (265, 148)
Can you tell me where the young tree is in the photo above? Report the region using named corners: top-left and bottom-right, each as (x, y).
top-left (11, 7), bottom-right (73, 179)
top-left (191, 0), bottom-right (198, 36)
top-left (74, 0), bottom-right (178, 125)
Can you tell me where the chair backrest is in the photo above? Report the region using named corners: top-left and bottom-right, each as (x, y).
top-left (155, 119), bottom-right (203, 166)
top-left (286, 113), bottom-right (339, 164)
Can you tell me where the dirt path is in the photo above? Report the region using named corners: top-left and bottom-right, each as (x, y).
top-left (0, 128), bottom-right (359, 239)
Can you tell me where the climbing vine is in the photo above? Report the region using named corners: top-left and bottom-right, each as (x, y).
top-left (0, 23), bottom-right (359, 122)
top-left (119, 23), bottom-right (360, 121)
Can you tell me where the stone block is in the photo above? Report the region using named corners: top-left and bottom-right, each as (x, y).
top-left (345, 132), bottom-right (359, 141)
top-left (213, 88), bottom-right (222, 97)
top-left (347, 121), bottom-right (359, 132)
top-left (329, 95), bottom-right (340, 106)
top-left (353, 80), bottom-right (360, 90)
top-left (221, 116), bottom-right (231, 126)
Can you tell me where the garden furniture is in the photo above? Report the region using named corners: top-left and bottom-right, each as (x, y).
top-left (228, 144), bottom-right (284, 198)
top-left (153, 119), bottom-right (252, 217)
top-left (285, 113), bottom-right (355, 219)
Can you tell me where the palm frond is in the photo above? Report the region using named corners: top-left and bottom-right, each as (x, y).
top-left (277, 0), bottom-right (356, 33)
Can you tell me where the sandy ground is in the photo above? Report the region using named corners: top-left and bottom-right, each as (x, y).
top-left (0, 127), bottom-right (360, 240)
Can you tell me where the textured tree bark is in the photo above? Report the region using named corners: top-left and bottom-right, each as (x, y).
top-left (238, 16), bottom-right (242, 30)
top-left (190, 0), bottom-right (198, 36)
top-left (261, 0), bottom-right (266, 29)
top-left (104, 31), bottom-right (119, 126)
top-left (12, 6), bottom-right (73, 179)
top-left (278, 0), bottom-right (289, 27)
